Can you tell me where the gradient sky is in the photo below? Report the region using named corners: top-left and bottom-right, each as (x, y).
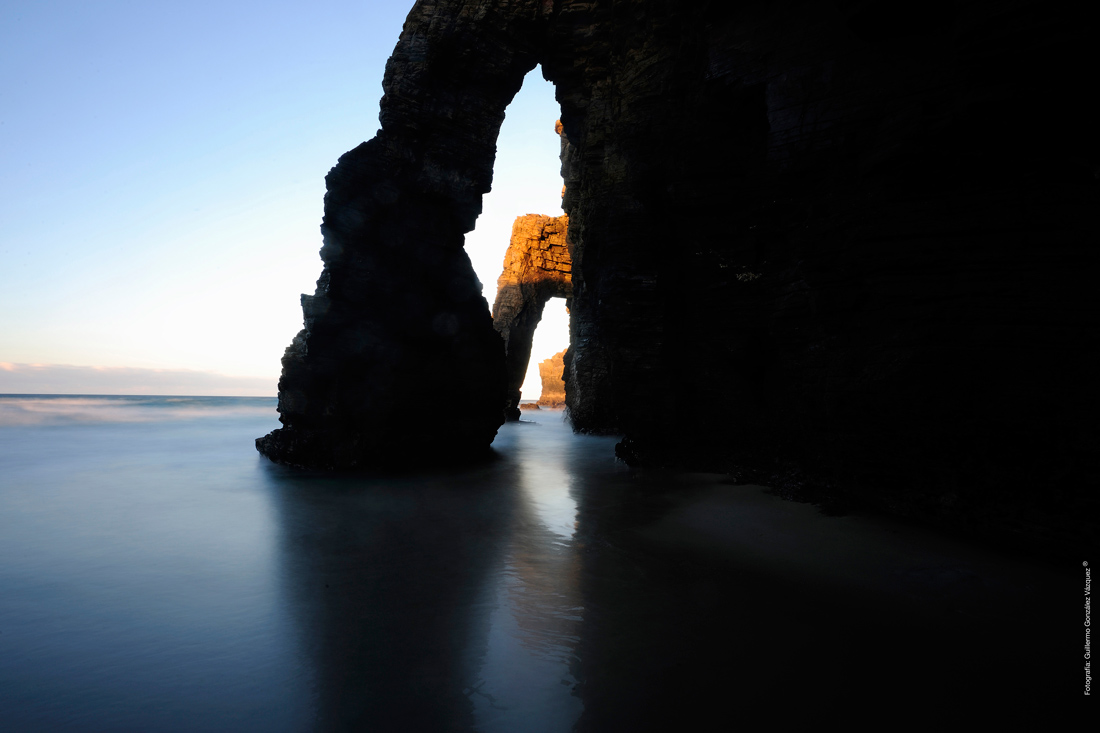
top-left (1, 0), bottom-right (568, 396)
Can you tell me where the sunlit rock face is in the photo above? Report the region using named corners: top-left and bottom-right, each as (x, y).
top-left (491, 213), bottom-right (572, 420)
top-left (537, 351), bottom-right (567, 408)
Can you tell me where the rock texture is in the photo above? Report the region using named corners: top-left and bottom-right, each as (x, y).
top-left (542, 0), bottom-right (1097, 555)
top-left (536, 350), bottom-right (567, 407)
top-left (491, 212), bottom-right (571, 420)
top-left (256, 0), bottom-right (556, 468)
top-left (260, 0), bottom-right (1095, 552)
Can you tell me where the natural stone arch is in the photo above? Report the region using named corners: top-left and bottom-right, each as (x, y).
top-left (257, 1), bottom-right (555, 469)
top-left (252, 0), bottom-right (1096, 556)
top-left (491, 213), bottom-right (571, 420)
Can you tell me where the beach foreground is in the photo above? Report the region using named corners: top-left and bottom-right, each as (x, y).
top-left (0, 396), bottom-right (1077, 730)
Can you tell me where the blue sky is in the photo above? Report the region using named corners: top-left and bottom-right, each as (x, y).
top-left (1, 0), bottom-right (568, 396)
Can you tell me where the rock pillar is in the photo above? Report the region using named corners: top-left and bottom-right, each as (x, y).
top-left (256, 0), bottom-right (552, 469)
top-left (537, 350), bottom-right (567, 407)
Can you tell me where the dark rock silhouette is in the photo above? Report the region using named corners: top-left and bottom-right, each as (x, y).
top-left (254, 0), bottom-right (554, 468)
top-left (491, 213), bottom-right (572, 420)
top-left (548, 0), bottom-right (1096, 555)
top-left (259, 0), bottom-right (1096, 553)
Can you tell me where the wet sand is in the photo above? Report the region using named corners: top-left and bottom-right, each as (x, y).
top-left (576, 471), bottom-right (1077, 722)
top-left (0, 397), bottom-right (1079, 731)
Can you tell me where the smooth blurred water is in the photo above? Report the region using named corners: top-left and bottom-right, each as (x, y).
top-left (0, 396), bottom-right (1076, 730)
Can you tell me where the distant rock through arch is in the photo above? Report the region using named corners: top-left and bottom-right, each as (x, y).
top-left (491, 213), bottom-right (571, 420)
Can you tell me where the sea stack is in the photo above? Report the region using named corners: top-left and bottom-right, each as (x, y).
top-left (537, 351), bottom-right (567, 408)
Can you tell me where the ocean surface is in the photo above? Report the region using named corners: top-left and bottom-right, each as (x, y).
top-left (0, 395), bottom-right (1077, 730)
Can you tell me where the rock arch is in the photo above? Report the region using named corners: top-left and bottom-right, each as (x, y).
top-left (255, 0), bottom-right (1096, 553)
top-left (491, 213), bottom-right (571, 420)
top-left (256, 1), bottom-right (554, 468)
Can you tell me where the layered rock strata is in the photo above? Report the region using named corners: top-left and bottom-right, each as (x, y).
top-left (536, 350), bottom-right (567, 407)
top-left (491, 212), bottom-right (571, 420)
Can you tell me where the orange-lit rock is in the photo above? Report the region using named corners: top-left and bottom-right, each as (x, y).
top-left (491, 213), bottom-right (571, 420)
top-left (537, 350), bottom-right (567, 407)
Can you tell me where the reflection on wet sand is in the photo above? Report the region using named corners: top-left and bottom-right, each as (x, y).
top-left (472, 418), bottom-right (584, 732)
top-left (264, 411), bottom-right (1073, 729)
top-left (264, 412), bottom-right (590, 731)
top-left (0, 397), bottom-right (1074, 729)
top-left (265, 463), bottom-right (514, 731)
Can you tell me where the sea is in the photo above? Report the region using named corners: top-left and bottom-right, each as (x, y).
top-left (0, 395), bottom-right (1079, 730)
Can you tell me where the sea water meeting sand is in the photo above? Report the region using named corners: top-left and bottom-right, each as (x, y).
top-left (0, 395), bottom-right (1075, 729)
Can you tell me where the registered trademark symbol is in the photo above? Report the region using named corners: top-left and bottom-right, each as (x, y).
top-left (1085, 561), bottom-right (1089, 567)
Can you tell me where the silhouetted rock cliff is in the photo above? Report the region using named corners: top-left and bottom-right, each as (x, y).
top-left (543, 0), bottom-right (1097, 555)
top-left (255, 0), bottom-right (556, 468)
top-left (259, 0), bottom-right (1096, 553)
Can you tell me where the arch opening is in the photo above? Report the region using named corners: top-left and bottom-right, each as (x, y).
top-left (465, 69), bottom-right (564, 302)
top-left (469, 66), bottom-right (572, 421)
top-left (468, 68), bottom-right (572, 419)
top-left (521, 297), bottom-right (569, 407)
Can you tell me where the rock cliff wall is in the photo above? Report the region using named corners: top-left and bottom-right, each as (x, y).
top-left (537, 350), bottom-right (567, 407)
top-left (491, 212), bottom-right (571, 419)
top-left (541, 0), bottom-right (1097, 552)
top-left (260, 0), bottom-right (1096, 551)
